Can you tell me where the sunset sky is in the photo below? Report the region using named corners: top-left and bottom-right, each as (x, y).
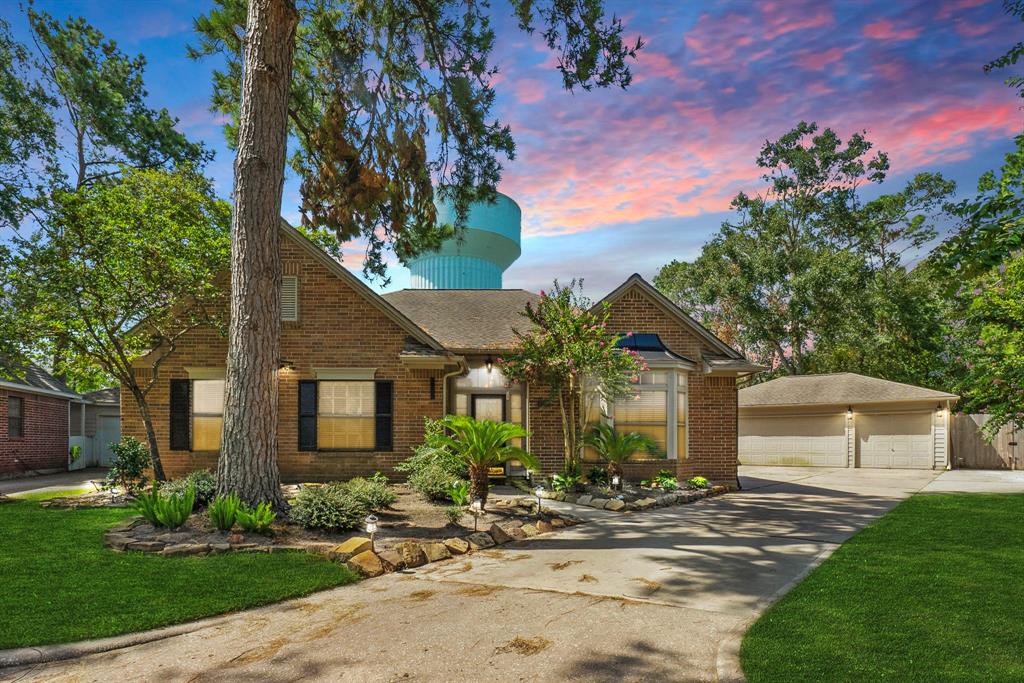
top-left (8, 0), bottom-right (1022, 296)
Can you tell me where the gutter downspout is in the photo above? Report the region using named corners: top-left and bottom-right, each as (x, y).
top-left (440, 355), bottom-right (467, 417)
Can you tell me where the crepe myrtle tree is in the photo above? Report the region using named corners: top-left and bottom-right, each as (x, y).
top-left (190, 0), bottom-right (643, 507)
top-left (500, 280), bottom-right (647, 470)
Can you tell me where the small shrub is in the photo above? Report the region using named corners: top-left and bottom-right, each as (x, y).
top-left (208, 493), bottom-right (240, 531)
top-left (396, 418), bottom-right (466, 501)
top-left (343, 474), bottom-right (397, 511)
top-left (290, 484), bottom-right (369, 531)
top-left (235, 501), bottom-right (276, 535)
top-left (551, 463), bottom-right (582, 493)
top-left (105, 436), bottom-right (151, 494)
top-left (69, 444), bottom-right (82, 464)
top-left (444, 505), bottom-right (464, 526)
top-left (653, 469), bottom-right (679, 491)
top-left (154, 485), bottom-right (195, 529)
top-left (687, 476), bottom-right (709, 489)
top-left (587, 466), bottom-right (609, 486)
top-left (133, 485), bottom-right (161, 525)
top-left (448, 480), bottom-right (470, 506)
top-left (162, 470), bottom-right (217, 508)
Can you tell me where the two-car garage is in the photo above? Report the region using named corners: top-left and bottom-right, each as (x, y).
top-left (739, 373), bottom-right (957, 470)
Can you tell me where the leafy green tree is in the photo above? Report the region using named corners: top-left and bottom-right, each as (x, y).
top-left (3, 167), bottom-right (231, 480)
top-left (500, 280), bottom-right (646, 469)
top-left (582, 423), bottom-right (658, 482)
top-left (189, 0), bottom-right (642, 505)
top-left (655, 121), bottom-right (954, 381)
top-left (984, 0), bottom-right (1024, 99)
top-left (438, 415), bottom-right (535, 508)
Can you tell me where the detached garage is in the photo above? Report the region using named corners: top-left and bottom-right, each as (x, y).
top-left (739, 373), bottom-right (957, 470)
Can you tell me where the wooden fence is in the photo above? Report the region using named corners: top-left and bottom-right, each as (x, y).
top-left (950, 413), bottom-right (1021, 470)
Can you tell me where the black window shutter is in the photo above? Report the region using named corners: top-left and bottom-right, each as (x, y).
top-left (169, 379), bottom-right (191, 451)
top-left (375, 380), bottom-right (394, 452)
top-left (298, 380), bottom-right (318, 451)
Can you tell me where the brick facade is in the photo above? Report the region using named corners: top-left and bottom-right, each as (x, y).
top-left (124, 231), bottom-right (741, 485)
top-left (1, 389), bottom-right (69, 477)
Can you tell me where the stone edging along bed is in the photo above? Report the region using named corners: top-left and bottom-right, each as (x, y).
top-left (103, 500), bottom-right (584, 579)
top-left (532, 484), bottom-right (732, 512)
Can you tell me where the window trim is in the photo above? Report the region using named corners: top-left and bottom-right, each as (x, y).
top-left (611, 369), bottom-right (689, 460)
top-left (315, 379), bottom-right (377, 452)
top-left (8, 395), bottom-right (25, 440)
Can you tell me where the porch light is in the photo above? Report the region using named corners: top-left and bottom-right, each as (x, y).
top-left (847, 405), bottom-right (853, 418)
top-left (365, 514), bottom-right (378, 551)
top-left (485, 356), bottom-right (494, 373)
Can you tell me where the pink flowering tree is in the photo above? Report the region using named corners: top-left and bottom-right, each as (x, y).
top-left (500, 280), bottom-right (647, 470)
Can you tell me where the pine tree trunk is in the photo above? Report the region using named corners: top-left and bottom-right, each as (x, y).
top-left (216, 0), bottom-right (298, 509)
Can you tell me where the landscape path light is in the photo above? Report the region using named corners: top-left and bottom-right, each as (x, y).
top-left (471, 497), bottom-right (483, 532)
top-left (611, 474), bottom-right (621, 491)
top-left (365, 514), bottom-right (378, 552)
top-left (534, 485), bottom-right (544, 517)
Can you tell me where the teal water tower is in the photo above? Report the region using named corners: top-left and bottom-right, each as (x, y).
top-left (408, 192), bottom-right (521, 289)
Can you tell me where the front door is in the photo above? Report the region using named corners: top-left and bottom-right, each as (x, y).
top-left (472, 395), bottom-right (505, 422)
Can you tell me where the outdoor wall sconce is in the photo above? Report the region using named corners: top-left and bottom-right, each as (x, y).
top-left (847, 405), bottom-right (853, 418)
top-left (485, 356), bottom-right (494, 373)
top-left (278, 358), bottom-right (295, 370)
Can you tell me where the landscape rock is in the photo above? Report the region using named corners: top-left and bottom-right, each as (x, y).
top-left (210, 543), bottom-right (231, 553)
top-left (104, 532), bottom-right (132, 551)
top-left (550, 518), bottom-right (565, 528)
top-left (589, 498), bottom-right (609, 508)
top-left (535, 520), bottom-right (554, 534)
top-left (636, 497), bottom-right (657, 509)
top-left (422, 542), bottom-right (451, 563)
top-left (398, 542), bottom-right (428, 568)
top-left (443, 537), bottom-right (470, 555)
top-left (604, 499), bottom-right (626, 511)
top-left (576, 495), bottom-right (593, 506)
top-left (328, 537), bottom-right (372, 561)
top-left (125, 540), bottom-right (165, 552)
top-left (110, 516), bottom-right (144, 533)
top-left (563, 494), bottom-right (578, 504)
top-left (161, 543), bottom-right (209, 557)
top-left (466, 532), bottom-right (495, 550)
top-left (377, 549), bottom-right (405, 572)
top-left (227, 533), bottom-right (245, 544)
top-left (520, 524), bottom-right (539, 537)
top-left (505, 525), bottom-right (527, 540)
top-left (347, 550), bottom-right (385, 578)
top-left (488, 523), bottom-right (514, 544)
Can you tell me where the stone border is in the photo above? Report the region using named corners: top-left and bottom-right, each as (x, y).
top-left (535, 484), bottom-right (730, 512)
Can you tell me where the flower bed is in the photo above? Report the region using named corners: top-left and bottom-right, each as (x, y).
top-left (527, 481), bottom-right (732, 512)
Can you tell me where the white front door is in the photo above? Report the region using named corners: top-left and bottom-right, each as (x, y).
top-left (96, 415), bottom-right (121, 466)
top-left (857, 412), bottom-right (933, 469)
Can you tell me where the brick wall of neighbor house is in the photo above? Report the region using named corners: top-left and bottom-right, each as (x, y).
top-left (121, 236), bottom-right (446, 482)
top-left (0, 389), bottom-right (69, 478)
top-left (529, 286), bottom-right (739, 483)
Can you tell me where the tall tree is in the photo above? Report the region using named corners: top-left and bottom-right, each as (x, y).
top-left (2, 167), bottom-right (231, 481)
top-left (985, 0), bottom-right (1024, 100)
top-left (654, 121), bottom-right (954, 381)
top-left (191, 0), bottom-right (642, 506)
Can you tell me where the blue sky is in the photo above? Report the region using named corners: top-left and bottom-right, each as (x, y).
top-left (5, 0), bottom-right (1021, 297)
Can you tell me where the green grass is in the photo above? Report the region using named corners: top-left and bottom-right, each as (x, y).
top-left (10, 487), bottom-right (91, 501)
top-left (741, 494), bottom-right (1024, 682)
top-left (0, 495), bottom-right (358, 649)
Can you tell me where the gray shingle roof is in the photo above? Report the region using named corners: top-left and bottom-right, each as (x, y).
top-left (83, 387), bottom-right (120, 405)
top-left (0, 357), bottom-right (77, 397)
top-left (382, 289), bottom-right (541, 352)
top-left (739, 372), bottom-right (958, 407)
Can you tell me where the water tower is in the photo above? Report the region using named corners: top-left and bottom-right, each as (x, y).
top-left (407, 192), bottom-right (521, 289)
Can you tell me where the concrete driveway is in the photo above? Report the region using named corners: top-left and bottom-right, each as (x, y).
top-left (1, 467), bottom-right (944, 682)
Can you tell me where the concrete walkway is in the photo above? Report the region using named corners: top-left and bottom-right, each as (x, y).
top-left (0, 466), bottom-right (970, 682)
top-left (0, 468), bottom-right (107, 496)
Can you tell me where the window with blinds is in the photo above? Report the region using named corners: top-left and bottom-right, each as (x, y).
top-left (281, 275), bottom-right (298, 321)
top-left (318, 381), bottom-right (375, 449)
top-left (614, 387), bottom-right (668, 454)
top-left (192, 379), bottom-right (224, 451)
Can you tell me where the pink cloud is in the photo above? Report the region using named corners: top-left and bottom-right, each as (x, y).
top-left (510, 78), bottom-right (546, 104)
top-left (796, 47), bottom-right (847, 71)
top-left (863, 19), bottom-right (922, 41)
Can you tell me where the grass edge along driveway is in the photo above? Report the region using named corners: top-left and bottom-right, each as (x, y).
top-left (0, 492), bottom-right (358, 650)
top-left (741, 493), bottom-right (1024, 682)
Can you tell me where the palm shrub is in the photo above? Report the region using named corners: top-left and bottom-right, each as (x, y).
top-left (438, 415), bottom-right (535, 508)
top-left (396, 418), bottom-right (467, 501)
top-left (154, 485), bottom-right (195, 529)
top-left (208, 493), bottom-right (240, 530)
top-left (133, 485), bottom-right (161, 526)
top-left (583, 423), bottom-right (660, 482)
top-left (235, 501), bottom-right (276, 535)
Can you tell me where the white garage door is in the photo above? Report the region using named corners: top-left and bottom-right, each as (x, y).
top-left (739, 414), bottom-right (848, 467)
top-left (856, 412), bottom-right (933, 469)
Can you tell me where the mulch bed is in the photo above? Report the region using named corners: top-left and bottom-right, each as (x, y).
top-left (533, 481), bottom-right (733, 512)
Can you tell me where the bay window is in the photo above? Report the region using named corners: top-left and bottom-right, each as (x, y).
top-left (607, 370), bottom-right (688, 460)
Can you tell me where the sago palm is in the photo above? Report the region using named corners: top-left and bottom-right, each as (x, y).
top-left (439, 415), bottom-right (535, 508)
top-left (583, 423), bottom-right (659, 482)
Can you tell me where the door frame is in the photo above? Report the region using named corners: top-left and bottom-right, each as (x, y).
top-left (470, 393), bottom-right (506, 422)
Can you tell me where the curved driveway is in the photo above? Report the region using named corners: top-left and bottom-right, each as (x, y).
top-left (4, 467), bottom-right (990, 682)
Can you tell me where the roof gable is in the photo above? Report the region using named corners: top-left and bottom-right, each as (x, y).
top-left (739, 372), bottom-right (958, 407)
top-left (596, 274), bottom-right (745, 360)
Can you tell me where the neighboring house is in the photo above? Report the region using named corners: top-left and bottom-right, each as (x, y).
top-left (123, 198), bottom-right (762, 484)
top-left (0, 361), bottom-right (79, 478)
top-left (738, 373), bottom-right (958, 470)
top-left (69, 388), bottom-right (122, 469)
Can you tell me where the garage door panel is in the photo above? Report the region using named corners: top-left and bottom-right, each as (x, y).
top-left (857, 412), bottom-right (933, 469)
top-left (740, 414), bottom-right (847, 467)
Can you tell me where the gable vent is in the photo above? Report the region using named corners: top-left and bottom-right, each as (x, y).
top-left (281, 276), bottom-right (298, 321)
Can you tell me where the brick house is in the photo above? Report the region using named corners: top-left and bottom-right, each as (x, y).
top-left (1, 362), bottom-right (79, 478)
top-left (124, 221), bottom-right (762, 485)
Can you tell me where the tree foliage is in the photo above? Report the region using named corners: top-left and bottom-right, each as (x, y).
top-left (2, 167), bottom-right (231, 479)
top-left (437, 414), bottom-right (534, 507)
top-left (985, 0), bottom-right (1024, 99)
top-left (654, 121), bottom-right (954, 385)
top-left (190, 0), bottom-right (641, 278)
top-left (500, 280), bottom-right (646, 468)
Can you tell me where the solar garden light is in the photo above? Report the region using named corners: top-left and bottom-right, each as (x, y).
top-left (365, 514), bottom-right (378, 552)
top-left (611, 474), bottom-right (621, 490)
top-left (471, 497), bottom-right (483, 531)
top-left (534, 485), bottom-right (544, 517)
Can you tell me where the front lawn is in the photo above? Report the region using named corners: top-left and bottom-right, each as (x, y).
top-left (741, 494), bottom-right (1024, 682)
top-left (0, 495), bottom-right (358, 650)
